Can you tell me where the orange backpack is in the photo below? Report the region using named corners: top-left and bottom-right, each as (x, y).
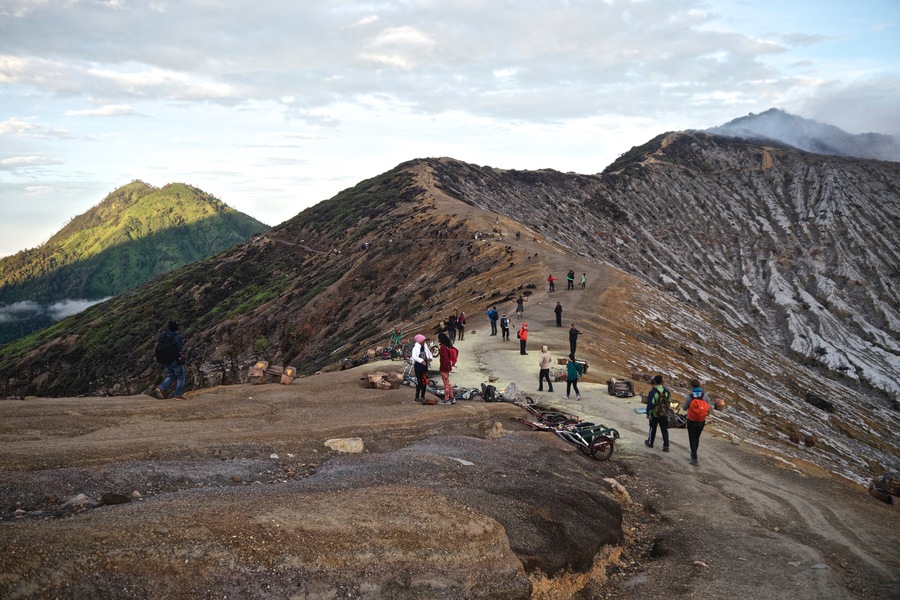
top-left (687, 392), bottom-right (710, 422)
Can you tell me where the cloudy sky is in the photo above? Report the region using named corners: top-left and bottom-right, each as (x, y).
top-left (1, 0), bottom-right (898, 256)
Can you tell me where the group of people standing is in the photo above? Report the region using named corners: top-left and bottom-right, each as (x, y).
top-left (644, 375), bottom-right (712, 465)
top-left (548, 270), bottom-right (586, 292)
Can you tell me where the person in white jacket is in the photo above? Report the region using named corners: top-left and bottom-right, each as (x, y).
top-left (411, 333), bottom-right (433, 403)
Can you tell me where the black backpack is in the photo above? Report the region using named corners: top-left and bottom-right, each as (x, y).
top-left (154, 330), bottom-right (177, 365)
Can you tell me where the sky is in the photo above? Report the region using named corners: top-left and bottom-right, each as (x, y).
top-left (1, 0), bottom-right (898, 256)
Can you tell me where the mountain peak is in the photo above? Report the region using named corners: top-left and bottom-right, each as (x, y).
top-left (703, 108), bottom-right (900, 162)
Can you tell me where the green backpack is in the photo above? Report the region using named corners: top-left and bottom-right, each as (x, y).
top-left (651, 387), bottom-right (671, 418)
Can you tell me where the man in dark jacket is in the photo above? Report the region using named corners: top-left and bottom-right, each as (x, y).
top-left (568, 323), bottom-right (582, 356)
top-left (644, 375), bottom-right (670, 451)
top-left (155, 320), bottom-right (186, 400)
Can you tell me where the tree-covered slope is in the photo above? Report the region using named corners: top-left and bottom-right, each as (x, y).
top-left (0, 181), bottom-right (269, 343)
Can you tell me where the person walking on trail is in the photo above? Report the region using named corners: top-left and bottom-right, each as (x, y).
top-left (683, 378), bottom-right (711, 465)
top-left (566, 270), bottom-right (575, 290)
top-left (155, 320), bottom-right (186, 400)
top-left (515, 295), bottom-right (526, 319)
top-left (457, 311), bottom-right (466, 340)
top-left (554, 302), bottom-right (563, 327)
top-left (411, 334), bottom-right (434, 404)
top-left (548, 274), bottom-right (557, 292)
top-left (517, 323), bottom-right (529, 355)
top-left (437, 332), bottom-right (457, 405)
top-left (564, 354), bottom-right (582, 400)
top-left (644, 375), bottom-right (671, 452)
top-left (568, 323), bottom-right (582, 357)
top-left (390, 326), bottom-right (403, 348)
top-left (581, 273), bottom-right (586, 289)
top-left (500, 313), bottom-right (512, 341)
top-left (488, 306), bottom-right (499, 336)
top-left (538, 345), bottom-right (554, 392)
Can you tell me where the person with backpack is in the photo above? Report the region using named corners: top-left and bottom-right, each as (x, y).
top-left (500, 313), bottom-right (512, 341)
top-left (456, 311), bottom-right (466, 341)
top-left (581, 273), bottom-right (586, 289)
top-left (445, 313), bottom-right (457, 343)
top-left (683, 378), bottom-right (710, 465)
top-left (564, 353), bottom-right (582, 400)
top-left (154, 320), bottom-right (186, 400)
top-left (644, 375), bottom-right (671, 451)
top-left (515, 295), bottom-right (526, 319)
top-left (566, 270), bottom-right (575, 290)
top-left (547, 274), bottom-right (557, 292)
top-left (554, 302), bottom-right (563, 327)
top-left (411, 333), bottom-right (434, 404)
top-left (517, 322), bottom-right (529, 355)
top-left (437, 332), bottom-right (458, 404)
top-left (488, 306), bottom-right (499, 336)
top-left (538, 345), bottom-right (554, 392)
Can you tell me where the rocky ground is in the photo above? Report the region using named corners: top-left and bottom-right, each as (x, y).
top-left (1, 245), bottom-right (897, 599)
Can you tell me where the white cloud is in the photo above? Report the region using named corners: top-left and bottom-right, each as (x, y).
top-left (0, 0), bottom-right (896, 253)
top-left (65, 104), bottom-right (135, 117)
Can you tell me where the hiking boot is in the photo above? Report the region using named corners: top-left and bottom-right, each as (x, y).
top-left (564, 395), bottom-right (570, 399)
top-left (690, 458), bottom-right (699, 466)
top-left (548, 387), bottom-right (553, 392)
top-left (662, 446), bottom-right (670, 452)
top-left (644, 440), bottom-right (653, 448)
top-left (173, 395), bottom-right (187, 400)
top-left (439, 399), bottom-right (455, 405)
top-left (153, 387), bottom-right (165, 399)
top-left (576, 395), bottom-right (581, 400)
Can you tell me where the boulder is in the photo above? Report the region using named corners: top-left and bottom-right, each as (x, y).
top-left (324, 437), bottom-right (365, 453)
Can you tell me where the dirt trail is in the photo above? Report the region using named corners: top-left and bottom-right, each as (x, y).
top-left (457, 239), bottom-right (899, 599)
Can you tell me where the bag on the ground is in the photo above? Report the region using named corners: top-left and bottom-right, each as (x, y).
top-left (651, 388), bottom-right (671, 418)
top-left (481, 383), bottom-right (500, 402)
top-left (687, 392), bottom-right (710, 422)
top-left (154, 331), bottom-right (177, 365)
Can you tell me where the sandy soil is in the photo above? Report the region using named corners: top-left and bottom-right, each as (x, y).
top-left (0, 236), bottom-right (897, 599)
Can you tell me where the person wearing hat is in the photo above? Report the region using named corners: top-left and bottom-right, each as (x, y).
top-left (517, 322), bottom-right (529, 355)
top-left (500, 313), bottom-right (512, 341)
top-left (410, 333), bottom-right (434, 403)
top-left (155, 320), bottom-right (186, 400)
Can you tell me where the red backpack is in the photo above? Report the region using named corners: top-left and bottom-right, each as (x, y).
top-left (449, 346), bottom-right (459, 366)
top-left (687, 392), bottom-right (710, 422)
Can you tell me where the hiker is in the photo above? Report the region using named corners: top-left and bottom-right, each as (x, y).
top-left (411, 334), bottom-right (434, 404)
top-left (564, 353), bottom-right (582, 400)
top-left (155, 320), bottom-right (186, 400)
top-left (488, 306), bottom-right (499, 336)
top-left (566, 270), bottom-right (575, 290)
top-left (457, 311), bottom-right (466, 340)
top-left (553, 302), bottom-right (563, 327)
top-left (517, 322), bottom-right (529, 355)
top-left (644, 375), bottom-right (670, 451)
top-left (500, 313), bottom-right (512, 341)
top-left (569, 323), bottom-right (582, 357)
top-left (683, 378), bottom-right (711, 465)
top-left (437, 332), bottom-right (457, 404)
top-left (515, 295), bottom-right (526, 319)
top-left (538, 345), bottom-right (554, 392)
top-left (548, 274), bottom-right (557, 292)
top-left (390, 326), bottom-right (403, 348)
top-left (581, 273), bottom-right (586, 289)
top-left (446, 313), bottom-right (458, 343)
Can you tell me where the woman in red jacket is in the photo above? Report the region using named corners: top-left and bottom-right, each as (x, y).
top-left (517, 323), bottom-right (528, 355)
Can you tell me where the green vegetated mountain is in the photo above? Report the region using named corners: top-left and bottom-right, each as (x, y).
top-left (0, 132), bottom-right (897, 482)
top-left (0, 181), bottom-right (269, 344)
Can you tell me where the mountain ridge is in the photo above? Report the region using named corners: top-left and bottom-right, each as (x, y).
top-left (0, 134), bottom-right (897, 485)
